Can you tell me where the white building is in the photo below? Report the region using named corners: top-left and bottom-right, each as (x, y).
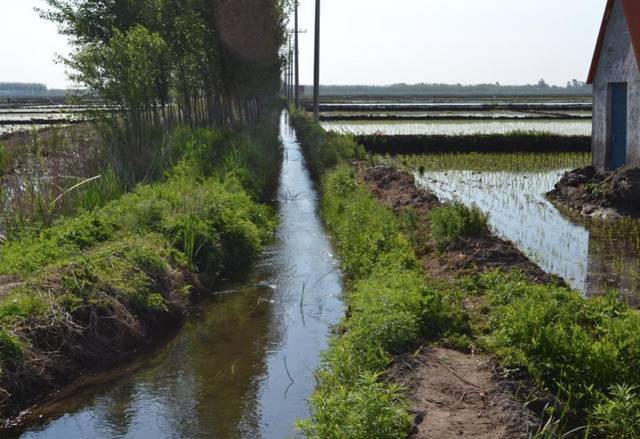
top-left (588, 0), bottom-right (640, 171)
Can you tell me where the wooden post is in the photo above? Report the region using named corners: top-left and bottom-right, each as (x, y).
top-left (313, 0), bottom-right (320, 122)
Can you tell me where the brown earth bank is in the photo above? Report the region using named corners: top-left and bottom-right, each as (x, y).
top-left (358, 165), bottom-right (561, 285)
top-left (356, 165), bottom-right (562, 437)
top-left (0, 268), bottom-right (196, 433)
top-left (547, 165), bottom-right (640, 219)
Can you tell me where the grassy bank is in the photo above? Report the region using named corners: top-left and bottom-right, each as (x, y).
top-left (291, 109), bottom-right (467, 437)
top-left (0, 119), bottom-right (281, 421)
top-left (291, 108), bottom-right (640, 438)
top-left (357, 133), bottom-right (591, 155)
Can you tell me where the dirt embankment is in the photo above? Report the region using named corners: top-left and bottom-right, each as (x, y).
top-left (548, 165), bottom-right (640, 219)
top-left (358, 165), bottom-right (559, 438)
top-left (359, 166), bottom-right (558, 284)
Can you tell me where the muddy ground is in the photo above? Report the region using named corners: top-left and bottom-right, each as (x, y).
top-left (357, 165), bottom-right (558, 438)
top-left (548, 165), bottom-right (640, 219)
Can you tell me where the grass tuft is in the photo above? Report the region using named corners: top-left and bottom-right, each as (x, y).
top-left (431, 202), bottom-right (490, 251)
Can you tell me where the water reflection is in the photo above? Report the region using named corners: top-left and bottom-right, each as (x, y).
top-left (16, 112), bottom-right (344, 438)
top-left (416, 169), bottom-right (640, 304)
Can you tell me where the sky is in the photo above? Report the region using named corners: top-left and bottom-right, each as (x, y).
top-left (0, 0), bottom-right (607, 89)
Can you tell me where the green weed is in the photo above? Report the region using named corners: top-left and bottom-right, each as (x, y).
top-left (431, 202), bottom-right (490, 251)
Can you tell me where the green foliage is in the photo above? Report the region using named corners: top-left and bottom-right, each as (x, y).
top-left (0, 126), bottom-right (277, 373)
top-left (298, 372), bottom-right (412, 439)
top-left (297, 164), bottom-right (467, 438)
top-left (40, 0), bottom-right (287, 145)
top-left (0, 330), bottom-right (23, 362)
top-left (467, 271), bottom-right (640, 434)
top-left (399, 151), bottom-right (590, 173)
top-left (290, 108), bottom-right (365, 180)
top-left (431, 202), bottom-right (489, 251)
top-left (592, 385), bottom-right (640, 438)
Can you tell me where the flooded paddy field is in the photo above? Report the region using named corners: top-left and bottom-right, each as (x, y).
top-left (315, 96), bottom-right (593, 136)
top-left (0, 104), bottom-right (96, 137)
top-left (399, 152), bottom-right (640, 304)
top-left (323, 119), bottom-right (592, 136)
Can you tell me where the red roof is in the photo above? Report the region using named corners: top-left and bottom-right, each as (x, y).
top-left (587, 0), bottom-right (640, 84)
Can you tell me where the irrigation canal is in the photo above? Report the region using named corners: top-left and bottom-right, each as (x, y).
top-left (15, 112), bottom-right (344, 438)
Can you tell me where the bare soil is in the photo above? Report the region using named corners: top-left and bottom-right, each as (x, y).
top-left (359, 165), bottom-right (561, 284)
top-left (389, 347), bottom-right (538, 439)
top-left (548, 165), bottom-right (640, 219)
top-left (357, 165), bottom-right (552, 437)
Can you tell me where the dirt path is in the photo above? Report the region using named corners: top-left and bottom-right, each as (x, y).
top-left (392, 347), bottom-right (537, 439)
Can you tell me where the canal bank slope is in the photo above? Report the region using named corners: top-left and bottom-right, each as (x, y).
top-left (0, 115), bottom-right (282, 431)
top-left (291, 108), bottom-right (640, 438)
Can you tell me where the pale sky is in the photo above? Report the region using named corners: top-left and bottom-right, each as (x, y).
top-left (0, 0), bottom-right (607, 89)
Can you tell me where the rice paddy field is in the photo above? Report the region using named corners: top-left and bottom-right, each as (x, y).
top-left (389, 152), bottom-right (640, 305)
top-left (317, 96), bottom-right (593, 137)
top-left (0, 104), bottom-right (91, 137)
top-left (322, 119), bottom-right (592, 136)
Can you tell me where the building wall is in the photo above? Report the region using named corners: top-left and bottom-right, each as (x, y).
top-left (592, 0), bottom-right (640, 171)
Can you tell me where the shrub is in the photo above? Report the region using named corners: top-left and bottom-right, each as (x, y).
top-left (592, 385), bottom-right (640, 438)
top-left (431, 202), bottom-right (489, 251)
top-left (468, 271), bottom-right (640, 428)
top-left (299, 372), bottom-right (411, 439)
top-left (290, 109), bottom-right (361, 181)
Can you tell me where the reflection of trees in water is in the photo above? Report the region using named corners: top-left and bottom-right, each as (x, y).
top-left (90, 382), bottom-right (138, 437)
top-left (165, 283), bottom-right (280, 438)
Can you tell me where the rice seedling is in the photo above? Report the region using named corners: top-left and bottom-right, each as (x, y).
top-left (322, 119), bottom-right (592, 137)
top-left (395, 151), bottom-right (590, 172)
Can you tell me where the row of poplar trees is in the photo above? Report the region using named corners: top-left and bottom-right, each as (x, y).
top-left (40, 0), bottom-right (287, 136)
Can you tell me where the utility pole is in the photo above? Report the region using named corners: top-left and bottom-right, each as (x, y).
top-left (294, 0), bottom-right (300, 108)
top-left (287, 35), bottom-right (293, 103)
top-left (313, 0), bottom-right (320, 122)
top-left (289, 36), bottom-right (294, 102)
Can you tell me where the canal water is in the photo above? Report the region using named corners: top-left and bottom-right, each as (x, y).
top-left (416, 169), bottom-right (640, 304)
top-left (15, 112), bottom-right (344, 438)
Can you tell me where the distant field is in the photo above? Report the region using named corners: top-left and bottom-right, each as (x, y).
top-left (312, 95), bottom-right (592, 137)
top-left (323, 119), bottom-right (592, 136)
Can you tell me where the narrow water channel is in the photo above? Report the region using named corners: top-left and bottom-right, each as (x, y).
top-left (15, 111), bottom-right (344, 438)
top-left (416, 169), bottom-right (640, 304)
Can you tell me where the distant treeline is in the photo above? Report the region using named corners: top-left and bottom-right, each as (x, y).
top-left (0, 82), bottom-right (66, 97)
top-left (303, 80), bottom-right (592, 97)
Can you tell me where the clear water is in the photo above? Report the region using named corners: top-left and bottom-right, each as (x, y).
top-left (13, 112), bottom-right (344, 438)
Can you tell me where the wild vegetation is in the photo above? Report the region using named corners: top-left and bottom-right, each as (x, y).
top-left (296, 164), bottom-right (468, 438)
top-left (0, 120), bottom-right (281, 421)
top-left (38, 0), bottom-right (286, 184)
top-left (0, 0), bottom-right (287, 424)
top-left (292, 108), bottom-right (640, 438)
